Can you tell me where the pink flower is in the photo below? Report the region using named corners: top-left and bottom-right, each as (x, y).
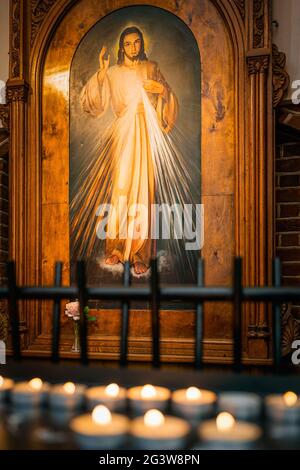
top-left (65, 301), bottom-right (80, 321)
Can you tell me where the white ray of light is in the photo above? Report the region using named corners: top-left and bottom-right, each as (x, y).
top-left (141, 87), bottom-right (200, 277)
top-left (70, 78), bottom-right (200, 280)
top-left (45, 70), bottom-right (70, 100)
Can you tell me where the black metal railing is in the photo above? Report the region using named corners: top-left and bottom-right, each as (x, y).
top-left (1, 257), bottom-right (298, 371)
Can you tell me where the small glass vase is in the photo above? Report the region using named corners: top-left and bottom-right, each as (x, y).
top-left (71, 320), bottom-right (80, 352)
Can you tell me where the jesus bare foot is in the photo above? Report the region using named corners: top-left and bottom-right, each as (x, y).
top-left (105, 255), bottom-right (120, 265)
top-left (133, 262), bottom-right (149, 275)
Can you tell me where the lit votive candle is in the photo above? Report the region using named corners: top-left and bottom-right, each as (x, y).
top-left (130, 409), bottom-right (190, 450)
top-left (70, 404), bottom-right (129, 449)
top-left (128, 384), bottom-right (170, 415)
top-left (49, 382), bottom-right (86, 410)
top-left (265, 391), bottom-right (300, 423)
top-left (218, 392), bottom-right (262, 420)
top-left (85, 383), bottom-right (127, 412)
top-left (0, 376), bottom-right (14, 402)
top-left (11, 377), bottom-right (49, 407)
top-left (172, 387), bottom-right (217, 420)
top-left (198, 412), bottom-right (262, 449)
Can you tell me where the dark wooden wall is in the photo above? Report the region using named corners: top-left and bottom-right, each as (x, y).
top-left (0, 126), bottom-right (9, 342)
top-left (276, 103), bottom-right (300, 356)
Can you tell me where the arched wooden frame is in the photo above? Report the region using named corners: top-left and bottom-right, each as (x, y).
top-left (7, 0), bottom-right (274, 364)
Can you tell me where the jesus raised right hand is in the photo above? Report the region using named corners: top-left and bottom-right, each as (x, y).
top-left (99, 46), bottom-right (110, 72)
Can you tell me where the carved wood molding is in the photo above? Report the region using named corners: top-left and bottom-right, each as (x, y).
top-left (11, 0), bottom-right (21, 78)
top-left (6, 80), bottom-right (29, 103)
top-left (282, 303), bottom-right (300, 357)
top-left (31, 0), bottom-right (57, 46)
top-left (247, 55), bottom-right (269, 75)
top-left (272, 44), bottom-right (290, 108)
top-left (244, 52), bottom-right (270, 345)
top-left (0, 301), bottom-right (9, 342)
top-left (253, 0), bottom-right (264, 49)
top-left (0, 105), bottom-right (9, 130)
top-left (233, 0), bottom-right (245, 20)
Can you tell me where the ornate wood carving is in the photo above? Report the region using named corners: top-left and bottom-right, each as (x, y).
top-left (7, 76), bottom-right (29, 338)
top-left (0, 129), bottom-right (9, 343)
top-left (233, 0), bottom-right (245, 20)
top-left (272, 44), bottom-right (290, 108)
top-left (6, 81), bottom-right (29, 103)
top-left (11, 0), bottom-right (21, 78)
top-left (245, 53), bottom-right (270, 356)
top-left (247, 55), bottom-right (269, 75)
top-left (282, 303), bottom-right (300, 357)
top-left (0, 301), bottom-right (9, 342)
top-left (253, 0), bottom-right (264, 49)
top-left (0, 105), bottom-right (9, 129)
top-left (31, 0), bottom-right (57, 46)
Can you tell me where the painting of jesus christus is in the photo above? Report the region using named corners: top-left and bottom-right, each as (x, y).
top-left (70, 6), bottom-right (201, 285)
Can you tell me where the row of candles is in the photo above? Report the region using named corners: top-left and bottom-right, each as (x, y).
top-left (0, 375), bottom-right (300, 449)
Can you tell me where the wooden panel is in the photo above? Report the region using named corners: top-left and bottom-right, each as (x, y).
top-left (202, 195), bottom-right (234, 341)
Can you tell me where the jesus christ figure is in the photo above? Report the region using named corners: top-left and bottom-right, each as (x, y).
top-left (78, 26), bottom-right (178, 275)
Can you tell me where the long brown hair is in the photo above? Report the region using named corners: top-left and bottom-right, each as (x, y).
top-left (117, 26), bottom-right (147, 65)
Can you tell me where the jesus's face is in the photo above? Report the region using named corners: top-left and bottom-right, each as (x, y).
top-left (123, 32), bottom-right (142, 61)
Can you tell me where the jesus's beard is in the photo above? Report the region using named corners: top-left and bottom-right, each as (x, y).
top-left (124, 51), bottom-right (140, 62)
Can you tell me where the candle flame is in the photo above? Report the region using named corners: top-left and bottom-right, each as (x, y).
top-left (141, 384), bottom-right (157, 399)
top-left (283, 391), bottom-right (298, 407)
top-left (144, 409), bottom-right (165, 427)
top-left (63, 382), bottom-right (76, 395)
top-left (92, 405), bottom-right (112, 425)
top-left (186, 386), bottom-right (202, 401)
top-left (0, 376), bottom-right (3, 388)
top-left (216, 412), bottom-right (235, 432)
top-left (105, 383), bottom-right (120, 397)
top-left (29, 378), bottom-right (43, 391)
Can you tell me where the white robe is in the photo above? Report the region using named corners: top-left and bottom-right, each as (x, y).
top-left (72, 60), bottom-right (178, 265)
